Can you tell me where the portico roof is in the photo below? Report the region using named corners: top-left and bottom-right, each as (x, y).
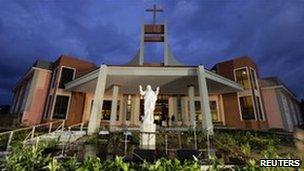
top-left (65, 65), bottom-right (243, 95)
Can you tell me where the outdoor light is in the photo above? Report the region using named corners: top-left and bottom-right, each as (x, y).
top-left (99, 130), bottom-right (109, 135)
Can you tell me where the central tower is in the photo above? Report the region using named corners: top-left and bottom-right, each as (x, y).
top-left (128, 4), bottom-right (183, 66)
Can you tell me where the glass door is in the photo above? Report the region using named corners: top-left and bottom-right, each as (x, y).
top-left (210, 101), bottom-right (218, 121)
top-left (140, 95), bottom-right (169, 125)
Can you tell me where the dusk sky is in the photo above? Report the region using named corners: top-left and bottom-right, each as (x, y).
top-left (0, 0), bottom-right (304, 105)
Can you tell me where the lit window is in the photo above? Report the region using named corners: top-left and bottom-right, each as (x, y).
top-left (126, 95), bottom-right (132, 121)
top-left (239, 96), bottom-right (255, 120)
top-left (235, 68), bottom-right (250, 89)
top-left (53, 95), bottom-right (69, 119)
top-left (194, 101), bottom-right (201, 121)
top-left (177, 97), bottom-right (182, 121)
top-left (101, 100), bottom-right (111, 120)
top-left (59, 67), bottom-right (75, 89)
top-left (193, 101), bottom-right (218, 121)
top-left (210, 101), bottom-right (218, 121)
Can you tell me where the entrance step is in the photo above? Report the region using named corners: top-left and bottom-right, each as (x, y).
top-left (24, 130), bottom-right (86, 146)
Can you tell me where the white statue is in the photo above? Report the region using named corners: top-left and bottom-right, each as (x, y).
top-left (139, 85), bottom-right (159, 124)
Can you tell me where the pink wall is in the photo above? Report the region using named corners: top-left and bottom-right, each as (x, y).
top-left (21, 69), bottom-right (52, 125)
top-left (261, 88), bottom-right (284, 129)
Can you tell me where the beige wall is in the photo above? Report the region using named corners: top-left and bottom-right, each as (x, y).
top-left (82, 93), bottom-right (94, 123)
top-left (261, 88), bottom-right (284, 129)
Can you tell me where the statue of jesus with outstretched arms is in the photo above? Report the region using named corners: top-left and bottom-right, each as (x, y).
top-left (139, 85), bottom-right (159, 124)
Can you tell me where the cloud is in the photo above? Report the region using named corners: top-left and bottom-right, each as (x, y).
top-left (0, 0), bottom-right (304, 105)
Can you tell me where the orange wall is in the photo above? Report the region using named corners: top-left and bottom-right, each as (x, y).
top-left (222, 93), bottom-right (245, 128)
top-left (21, 69), bottom-right (52, 125)
top-left (45, 55), bottom-right (97, 124)
top-left (66, 92), bottom-right (86, 125)
top-left (216, 56), bottom-right (268, 130)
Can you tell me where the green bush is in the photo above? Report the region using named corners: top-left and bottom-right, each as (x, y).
top-left (4, 140), bottom-right (56, 170)
top-left (4, 130), bottom-right (300, 170)
top-left (4, 140), bottom-right (203, 171)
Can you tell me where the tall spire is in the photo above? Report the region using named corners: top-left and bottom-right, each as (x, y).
top-left (127, 5), bottom-right (183, 66)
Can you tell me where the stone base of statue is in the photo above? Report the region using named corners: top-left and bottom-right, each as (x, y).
top-left (140, 123), bottom-right (156, 150)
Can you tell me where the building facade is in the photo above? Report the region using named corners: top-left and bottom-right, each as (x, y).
top-left (10, 60), bottom-right (53, 125)
top-left (10, 22), bottom-right (303, 133)
top-left (260, 77), bottom-right (303, 131)
top-left (212, 57), bottom-right (268, 130)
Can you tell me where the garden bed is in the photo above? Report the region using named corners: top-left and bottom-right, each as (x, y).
top-left (2, 129), bottom-right (302, 170)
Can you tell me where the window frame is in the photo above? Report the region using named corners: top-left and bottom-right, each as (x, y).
top-left (249, 67), bottom-right (265, 121)
top-left (234, 67), bottom-right (251, 90)
top-left (238, 95), bottom-right (257, 121)
top-left (101, 100), bottom-right (112, 121)
top-left (51, 94), bottom-right (71, 120)
top-left (57, 66), bottom-right (76, 89)
top-left (43, 95), bottom-right (53, 119)
top-left (126, 95), bottom-right (133, 121)
top-left (51, 69), bottom-right (58, 89)
top-left (255, 96), bottom-right (265, 121)
top-left (249, 67), bottom-right (259, 90)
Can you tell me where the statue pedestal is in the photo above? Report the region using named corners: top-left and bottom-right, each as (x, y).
top-left (140, 123), bottom-right (156, 150)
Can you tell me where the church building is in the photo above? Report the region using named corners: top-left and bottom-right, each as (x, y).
top-left (9, 6), bottom-right (303, 134)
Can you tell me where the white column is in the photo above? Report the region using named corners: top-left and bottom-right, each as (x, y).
top-left (164, 23), bottom-right (169, 65)
top-left (197, 65), bottom-right (213, 135)
top-left (88, 65), bottom-right (108, 135)
top-left (188, 85), bottom-right (196, 128)
top-left (110, 85), bottom-right (119, 127)
top-left (181, 96), bottom-right (189, 126)
top-left (139, 24), bottom-right (144, 65)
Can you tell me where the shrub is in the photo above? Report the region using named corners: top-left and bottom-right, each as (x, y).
top-left (4, 141), bottom-right (55, 170)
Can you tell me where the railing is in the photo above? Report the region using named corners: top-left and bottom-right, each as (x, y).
top-left (68, 122), bottom-right (85, 132)
top-left (100, 125), bottom-right (212, 160)
top-left (0, 120), bottom-right (65, 151)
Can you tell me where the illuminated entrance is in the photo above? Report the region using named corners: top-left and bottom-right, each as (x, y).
top-left (140, 95), bottom-right (169, 125)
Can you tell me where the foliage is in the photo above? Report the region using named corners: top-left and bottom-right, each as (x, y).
top-left (209, 155), bottom-right (225, 170)
top-left (5, 140), bottom-right (204, 171)
top-left (4, 140), bottom-right (56, 171)
top-left (77, 156), bottom-right (101, 171)
top-left (0, 134), bottom-right (9, 151)
top-left (84, 134), bottom-right (99, 145)
top-left (61, 156), bottom-right (80, 171)
top-left (4, 129), bottom-right (300, 170)
top-left (47, 158), bottom-right (61, 171)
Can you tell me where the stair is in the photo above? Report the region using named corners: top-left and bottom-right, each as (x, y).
top-left (24, 130), bottom-right (86, 146)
